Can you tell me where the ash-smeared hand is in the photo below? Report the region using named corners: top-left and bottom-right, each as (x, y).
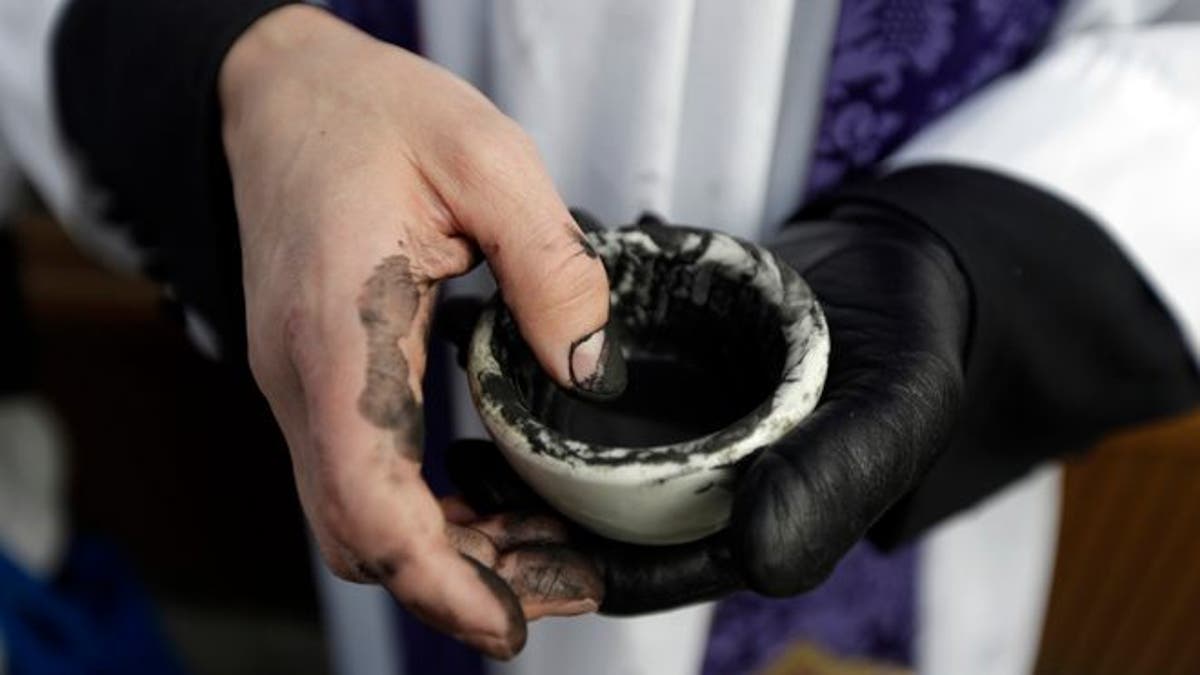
top-left (357, 254), bottom-right (425, 456)
top-left (221, 4), bottom-right (616, 659)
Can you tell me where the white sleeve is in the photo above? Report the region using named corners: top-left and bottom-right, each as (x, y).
top-left (889, 23), bottom-right (1200, 356)
top-left (0, 0), bottom-right (143, 270)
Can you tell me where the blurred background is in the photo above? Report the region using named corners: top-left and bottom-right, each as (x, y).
top-left (2, 191), bottom-right (327, 675)
top-left (2, 188), bottom-right (1198, 674)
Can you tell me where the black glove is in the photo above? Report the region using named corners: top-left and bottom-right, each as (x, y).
top-left (438, 165), bottom-right (1199, 614)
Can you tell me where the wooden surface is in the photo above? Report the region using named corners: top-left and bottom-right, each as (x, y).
top-left (1035, 411), bottom-right (1200, 675)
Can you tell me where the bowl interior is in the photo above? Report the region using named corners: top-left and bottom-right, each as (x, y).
top-left (489, 227), bottom-right (788, 450)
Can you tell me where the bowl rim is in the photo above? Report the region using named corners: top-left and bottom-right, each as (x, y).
top-left (466, 225), bottom-right (829, 487)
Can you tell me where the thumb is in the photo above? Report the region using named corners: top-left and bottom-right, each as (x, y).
top-left (430, 124), bottom-right (626, 399)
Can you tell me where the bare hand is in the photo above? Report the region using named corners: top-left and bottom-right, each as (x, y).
top-left (218, 6), bottom-right (617, 658)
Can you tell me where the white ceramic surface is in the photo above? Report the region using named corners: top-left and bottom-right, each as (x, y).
top-left (467, 225), bottom-right (829, 545)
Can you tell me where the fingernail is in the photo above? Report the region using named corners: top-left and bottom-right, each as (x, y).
top-left (569, 324), bottom-right (627, 401)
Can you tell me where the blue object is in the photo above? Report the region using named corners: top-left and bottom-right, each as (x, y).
top-left (0, 537), bottom-right (186, 675)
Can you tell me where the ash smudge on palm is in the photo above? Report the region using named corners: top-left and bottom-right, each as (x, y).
top-left (357, 254), bottom-right (424, 457)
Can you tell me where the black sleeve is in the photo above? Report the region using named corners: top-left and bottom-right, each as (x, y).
top-left (53, 0), bottom-right (300, 360)
top-left (803, 164), bottom-right (1200, 546)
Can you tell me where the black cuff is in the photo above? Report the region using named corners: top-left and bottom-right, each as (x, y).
top-left (53, 0), bottom-right (301, 360)
top-left (803, 164), bottom-right (1200, 545)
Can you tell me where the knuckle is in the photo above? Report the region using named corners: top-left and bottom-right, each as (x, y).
top-left (542, 255), bottom-right (608, 304)
top-left (512, 273), bottom-right (607, 330)
top-left (736, 456), bottom-right (843, 597)
top-left (772, 558), bottom-right (838, 596)
top-left (445, 115), bottom-right (538, 186)
top-left (499, 237), bottom-right (608, 318)
top-left (742, 532), bottom-right (840, 598)
top-left (930, 351), bottom-right (966, 407)
top-left (904, 345), bottom-right (963, 393)
top-left (891, 349), bottom-right (964, 439)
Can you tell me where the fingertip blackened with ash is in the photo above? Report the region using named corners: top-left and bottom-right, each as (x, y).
top-left (357, 254), bottom-right (425, 458)
top-left (499, 544), bottom-right (604, 605)
top-left (461, 554), bottom-right (528, 653)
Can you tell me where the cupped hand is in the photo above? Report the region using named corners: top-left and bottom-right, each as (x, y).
top-left (444, 212), bottom-right (969, 613)
top-left (218, 6), bottom-right (620, 657)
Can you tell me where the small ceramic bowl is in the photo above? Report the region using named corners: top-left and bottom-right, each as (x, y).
top-left (466, 222), bottom-right (829, 545)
